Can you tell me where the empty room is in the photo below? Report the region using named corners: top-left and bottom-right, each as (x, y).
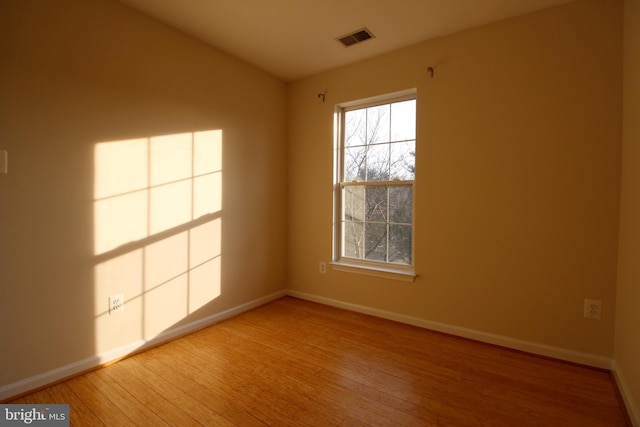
top-left (1, 0), bottom-right (639, 425)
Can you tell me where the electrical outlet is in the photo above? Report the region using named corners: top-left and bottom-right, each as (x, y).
top-left (319, 262), bottom-right (327, 274)
top-left (584, 299), bottom-right (601, 320)
top-left (109, 293), bottom-right (124, 314)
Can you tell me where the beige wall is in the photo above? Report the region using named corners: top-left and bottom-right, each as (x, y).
top-left (288, 0), bottom-right (622, 357)
top-left (616, 0), bottom-right (640, 420)
top-left (0, 0), bottom-right (287, 387)
top-left (1, 0), bottom-right (634, 412)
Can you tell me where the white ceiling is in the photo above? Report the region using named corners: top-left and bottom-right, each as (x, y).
top-left (117, 0), bottom-right (576, 82)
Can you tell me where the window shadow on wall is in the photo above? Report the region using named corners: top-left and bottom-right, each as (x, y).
top-left (93, 130), bottom-right (223, 354)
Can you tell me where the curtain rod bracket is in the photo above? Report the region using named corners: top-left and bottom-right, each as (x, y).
top-left (427, 66), bottom-right (435, 78)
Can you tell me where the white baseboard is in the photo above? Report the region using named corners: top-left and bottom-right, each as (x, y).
top-left (0, 290), bottom-right (286, 402)
top-left (286, 290), bottom-right (614, 370)
top-left (612, 362), bottom-right (640, 427)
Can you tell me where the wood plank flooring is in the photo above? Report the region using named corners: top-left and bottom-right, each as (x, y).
top-left (9, 296), bottom-right (630, 426)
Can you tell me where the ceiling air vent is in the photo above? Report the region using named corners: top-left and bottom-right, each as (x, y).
top-left (337, 28), bottom-right (374, 47)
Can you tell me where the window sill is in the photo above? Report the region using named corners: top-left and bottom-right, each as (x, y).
top-left (330, 262), bottom-right (416, 283)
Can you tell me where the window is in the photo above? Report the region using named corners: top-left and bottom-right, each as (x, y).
top-left (334, 90), bottom-right (416, 279)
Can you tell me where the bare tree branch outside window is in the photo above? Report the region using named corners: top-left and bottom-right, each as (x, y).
top-left (341, 98), bottom-right (415, 266)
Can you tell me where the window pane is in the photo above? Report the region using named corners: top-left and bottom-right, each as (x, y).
top-left (367, 104), bottom-right (390, 144)
top-left (338, 93), bottom-right (416, 269)
top-left (345, 109), bottom-right (366, 147)
top-left (365, 223), bottom-right (387, 261)
top-left (390, 141), bottom-right (415, 180)
top-left (344, 146), bottom-right (366, 181)
top-left (344, 185), bottom-right (365, 222)
top-left (365, 186), bottom-right (387, 222)
top-left (366, 144), bottom-right (389, 181)
top-left (343, 221), bottom-right (364, 259)
top-left (389, 186), bottom-right (412, 224)
top-left (391, 99), bottom-right (416, 141)
top-left (389, 224), bottom-right (412, 265)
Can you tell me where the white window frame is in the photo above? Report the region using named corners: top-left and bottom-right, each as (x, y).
top-left (332, 89), bottom-right (417, 282)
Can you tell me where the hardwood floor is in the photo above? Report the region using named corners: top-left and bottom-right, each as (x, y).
top-left (9, 296), bottom-right (630, 426)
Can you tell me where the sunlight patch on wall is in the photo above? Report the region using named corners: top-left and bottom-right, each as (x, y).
top-left (94, 138), bottom-right (148, 255)
top-left (94, 130), bottom-right (222, 255)
top-left (93, 130), bottom-right (223, 353)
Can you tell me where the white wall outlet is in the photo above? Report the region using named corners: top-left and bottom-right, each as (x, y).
top-left (319, 262), bottom-right (327, 274)
top-left (109, 293), bottom-right (124, 314)
top-left (584, 299), bottom-right (601, 320)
